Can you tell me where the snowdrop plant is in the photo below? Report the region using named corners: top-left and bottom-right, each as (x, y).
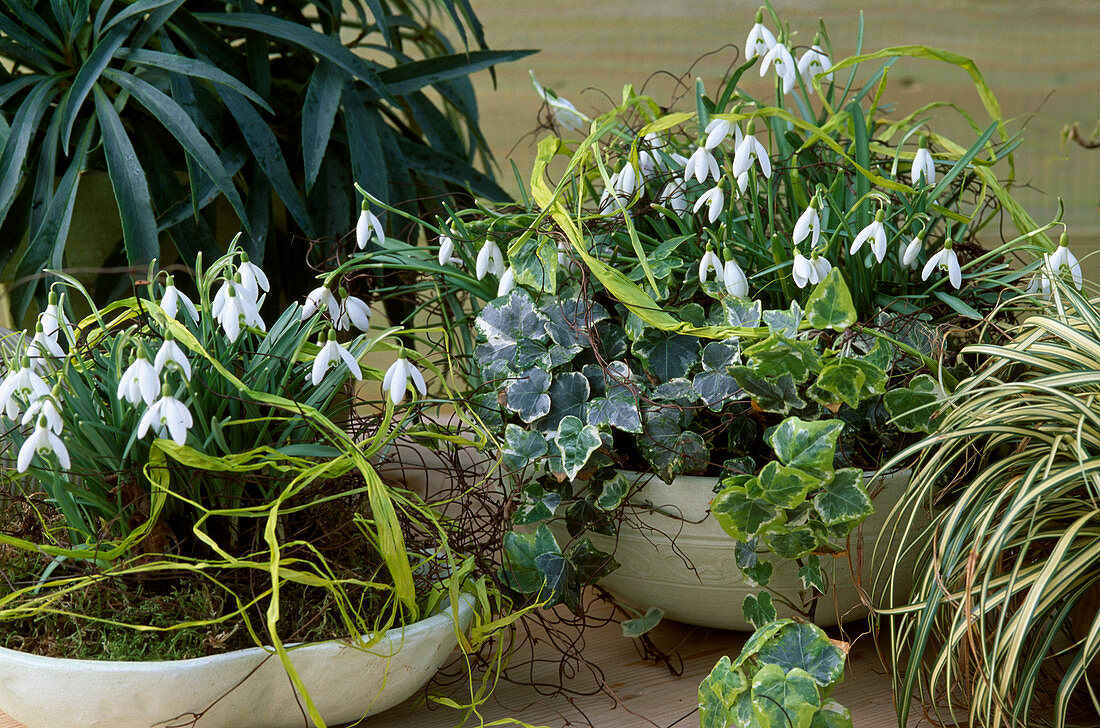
top-left (343, 5), bottom-right (1067, 623)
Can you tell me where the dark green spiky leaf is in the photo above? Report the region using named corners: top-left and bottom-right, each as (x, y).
top-left (731, 368), bottom-right (806, 414)
top-left (883, 373), bottom-right (941, 432)
top-left (397, 137), bottom-right (511, 200)
top-left (115, 48), bottom-right (273, 111)
top-left (633, 330), bottom-right (700, 381)
top-left (765, 417), bottom-right (844, 479)
top-left (93, 86), bottom-right (159, 266)
top-left (756, 622), bottom-right (846, 688)
top-left (711, 487), bottom-right (783, 541)
top-left (758, 461), bottom-right (819, 509)
top-left (302, 59), bottom-right (343, 191)
top-left (379, 49), bottom-right (536, 95)
top-left (554, 415), bottom-right (602, 480)
top-left (742, 591), bottom-right (778, 630)
top-left (751, 664), bottom-right (820, 728)
top-left (812, 468), bottom-right (872, 526)
top-left (59, 21), bottom-right (133, 150)
top-left (502, 423), bottom-right (547, 471)
top-left (505, 368), bottom-right (552, 423)
top-left (805, 268), bottom-right (857, 331)
top-left (699, 656), bottom-right (749, 728)
top-left (622, 606), bottom-right (664, 638)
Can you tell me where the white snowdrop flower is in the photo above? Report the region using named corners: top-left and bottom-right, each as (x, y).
top-left (684, 145), bottom-right (721, 185)
top-left (26, 323), bottom-right (64, 369)
top-left (810, 253), bottom-right (832, 282)
top-left (497, 267), bottom-right (517, 297)
top-left (704, 118), bottom-right (739, 150)
top-left (17, 417), bottom-right (69, 473)
top-left (530, 70), bottom-right (590, 134)
top-left (761, 42), bottom-right (797, 95)
top-left (301, 285), bottom-right (338, 321)
top-left (639, 150), bottom-right (658, 180)
top-left (154, 335), bottom-right (191, 381)
top-left (900, 236), bottom-right (923, 269)
top-left (699, 247), bottom-right (726, 285)
top-left (475, 240), bottom-right (505, 281)
top-left (137, 390), bottom-right (193, 446)
top-left (237, 254), bottom-right (270, 304)
top-left (213, 280), bottom-right (264, 342)
top-left (0, 359), bottom-right (50, 420)
top-left (921, 240), bottom-right (962, 289)
top-left (667, 152), bottom-right (690, 170)
top-left (792, 249), bottom-right (815, 289)
top-left (797, 44), bottom-right (833, 84)
top-left (311, 331), bottom-right (363, 386)
top-left (1026, 254), bottom-right (1055, 298)
top-left (382, 354), bottom-right (428, 406)
top-left (438, 235), bottom-right (456, 266)
top-left (40, 291), bottom-right (72, 345)
top-left (793, 201), bottom-right (821, 250)
top-left (911, 138), bottom-right (936, 187)
top-left (22, 392), bottom-right (63, 435)
top-left (614, 162), bottom-right (638, 198)
top-left (335, 294), bottom-right (372, 333)
top-left (850, 211), bottom-right (888, 263)
top-left (355, 204), bottom-right (386, 250)
top-left (736, 170), bottom-right (751, 195)
top-left (724, 258), bottom-right (750, 298)
top-left (731, 131), bottom-right (772, 181)
top-left (659, 180), bottom-right (688, 215)
top-left (745, 12), bottom-right (777, 60)
top-left (161, 276), bottom-right (199, 322)
top-left (693, 185), bottom-right (725, 224)
top-left (117, 352), bottom-right (159, 406)
top-left (1048, 233), bottom-right (1082, 290)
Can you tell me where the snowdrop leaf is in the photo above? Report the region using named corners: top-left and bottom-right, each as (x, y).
top-left (554, 415), bottom-right (602, 481)
top-left (766, 417), bottom-right (844, 479)
top-left (813, 468), bottom-right (872, 526)
top-left (805, 269), bottom-right (857, 331)
top-left (933, 290), bottom-right (983, 320)
top-left (505, 368), bottom-right (552, 423)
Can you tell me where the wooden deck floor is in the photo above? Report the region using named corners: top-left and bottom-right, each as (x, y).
top-left (0, 606), bottom-right (924, 728)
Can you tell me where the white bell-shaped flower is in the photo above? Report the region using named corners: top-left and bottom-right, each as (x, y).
top-left (793, 201), bottom-right (821, 250)
top-left (684, 145), bottom-right (721, 185)
top-left (693, 185), bottom-right (725, 224)
top-left (761, 42), bottom-right (797, 95)
top-left (355, 204), bottom-right (386, 250)
top-left (475, 240), bottom-right (505, 281)
top-left (900, 236), bottom-right (923, 269)
top-left (699, 247), bottom-right (725, 284)
top-left (531, 71), bottom-right (590, 134)
top-left (301, 285), bottom-right (338, 321)
top-left (659, 180), bottom-right (688, 215)
top-left (797, 44), bottom-right (834, 84)
top-left (382, 354), bottom-right (428, 406)
top-left (17, 416), bottom-right (70, 473)
top-left (161, 276), bottom-right (199, 322)
top-left (438, 234), bottom-right (458, 266)
top-left (745, 12), bottom-right (777, 60)
top-left (22, 390), bottom-right (63, 435)
top-left (117, 352), bottom-right (160, 406)
top-left (849, 211), bottom-right (888, 263)
top-left (154, 334), bottom-right (192, 381)
top-left (497, 267), bottom-right (517, 297)
top-left (237, 254), bottom-right (270, 304)
top-left (791, 249), bottom-right (816, 289)
top-left (335, 294), bottom-right (372, 333)
top-left (212, 280), bottom-right (264, 341)
top-left (26, 322), bottom-right (64, 369)
top-left (810, 253), bottom-right (832, 282)
top-left (731, 132), bottom-right (772, 181)
top-left (0, 358), bottom-right (50, 419)
top-left (921, 240), bottom-right (962, 289)
top-left (311, 331), bottom-right (363, 386)
top-left (1048, 233), bottom-right (1082, 290)
top-left (137, 388), bottom-right (194, 446)
top-left (704, 118), bottom-right (742, 151)
top-left (724, 258), bottom-right (750, 298)
top-left (911, 139), bottom-right (936, 187)
top-left (40, 291), bottom-right (73, 345)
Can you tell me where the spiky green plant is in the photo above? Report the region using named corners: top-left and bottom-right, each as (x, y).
top-left (875, 275), bottom-right (1100, 728)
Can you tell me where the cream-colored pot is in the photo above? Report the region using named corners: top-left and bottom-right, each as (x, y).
top-left (0, 593), bottom-right (474, 728)
top-left (574, 468), bottom-right (912, 631)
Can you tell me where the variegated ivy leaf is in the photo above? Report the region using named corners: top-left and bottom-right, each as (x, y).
top-left (763, 525), bottom-right (819, 559)
top-left (594, 319), bottom-right (628, 359)
top-left (504, 368), bottom-right (552, 423)
top-left (750, 664), bottom-right (821, 728)
top-left (711, 487), bottom-right (783, 541)
top-left (763, 300), bottom-right (803, 337)
top-left (510, 233), bottom-right (558, 293)
top-left (799, 554), bottom-right (825, 592)
top-left (701, 339), bottom-right (742, 372)
top-left (742, 591), bottom-right (777, 630)
top-left (544, 297), bottom-right (610, 350)
top-left (475, 290), bottom-right (554, 376)
top-left (639, 407), bottom-right (708, 483)
top-left (693, 369), bottom-right (742, 412)
top-left (722, 297), bottom-right (762, 327)
top-left (758, 461), bottom-right (819, 509)
top-left (744, 335), bottom-right (821, 384)
top-left (541, 372), bottom-right (591, 430)
top-left (553, 415), bottom-right (603, 481)
top-left (595, 471), bottom-right (631, 511)
top-left (502, 423), bottom-right (548, 471)
top-left (756, 622), bottom-right (846, 688)
top-left (805, 268), bottom-right (857, 331)
top-left (883, 373), bottom-right (941, 432)
top-left (513, 483), bottom-right (562, 525)
top-left (765, 417), bottom-right (844, 480)
top-left (698, 656), bottom-right (748, 728)
top-left (812, 467), bottom-right (872, 526)
top-left (652, 377), bottom-right (697, 406)
top-left (735, 538), bottom-right (773, 587)
top-left (501, 524), bottom-right (561, 595)
top-left (621, 606), bottom-right (664, 638)
top-left (731, 367), bottom-right (806, 414)
top-left (585, 361), bottom-right (642, 432)
top-left (633, 330), bottom-right (700, 381)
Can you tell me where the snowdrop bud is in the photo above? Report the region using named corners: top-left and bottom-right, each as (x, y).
top-left (724, 258), bottom-right (749, 298)
top-left (901, 236), bottom-right (923, 268)
top-left (911, 137), bottom-right (936, 187)
top-left (497, 266), bottom-right (516, 297)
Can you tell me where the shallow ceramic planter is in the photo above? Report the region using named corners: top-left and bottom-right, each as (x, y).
top-left (0, 592), bottom-right (475, 728)
top-left (572, 468), bottom-right (913, 631)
